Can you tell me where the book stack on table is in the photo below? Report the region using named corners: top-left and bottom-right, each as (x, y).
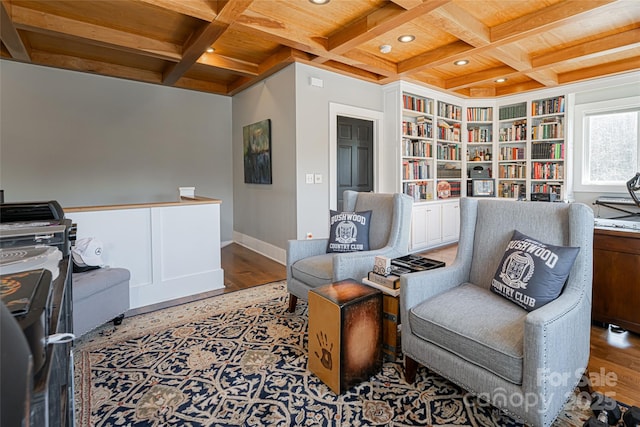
top-left (363, 255), bottom-right (445, 296)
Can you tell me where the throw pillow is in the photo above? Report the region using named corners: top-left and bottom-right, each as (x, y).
top-left (326, 210), bottom-right (372, 253)
top-left (490, 230), bottom-right (580, 312)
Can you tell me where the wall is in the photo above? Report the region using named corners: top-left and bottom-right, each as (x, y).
top-left (232, 65), bottom-right (297, 257)
top-left (0, 61), bottom-right (234, 242)
top-left (570, 78), bottom-right (640, 214)
top-left (294, 63), bottom-right (384, 240)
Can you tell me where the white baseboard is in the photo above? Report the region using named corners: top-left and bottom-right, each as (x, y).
top-left (232, 231), bottom-right (286, 265)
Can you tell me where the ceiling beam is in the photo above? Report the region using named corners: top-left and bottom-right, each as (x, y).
top-left (491, 0), bottom-right (617, 43)
top-left (327, 0), bottom-right (450, 55)
top-left (428, 2), bottom-right (490, 47)
top-left (174, 76), bottom-right (228, 95)
top-left (226, 46), bottom-right (310, 95)
top-left (196, 53), bottom-right (259, 77)
top-left (399, 0), bottom-right (617, 85)
top-left (162, 1), bottom-right (253, 85)
top-left (30, 50), bottom-right (162, 84)
top-left (558, 56), bottom-right (640, 84)
top-left (234, 11), bottom-right (397, 78)
top-left (135, 0), bottom-right (218, 21)
top-left (397, 40), bottom-right (474, 74)
top-left (444, 65), bottom-right (516, 90)
top-left (532, 27), bottom-right (640, 68)
top-left (11, 4), bottom-right (182, 61)
top-left (0, 0), bottom-right (31, 61)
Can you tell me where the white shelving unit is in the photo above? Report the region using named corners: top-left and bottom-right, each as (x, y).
top-left (436, 100), bottom-right (463, 199)
top-left (497, 102), bottom-right (528, 199)
top-left (465, 105), bottom-right (494, 194)
top-left (384, 82), bottom-right (570, 251)
top-left (530, 95), bottom-right (566, 200)
top-left (401, 92), bottom-right (435, 202)
top-left (383, 82), bottom-right (462, 252)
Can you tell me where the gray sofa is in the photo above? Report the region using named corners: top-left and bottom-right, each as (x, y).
top-left (401, 197), bottom-right (594, 427)
top-left (287, 190), bottom-right (413, 312)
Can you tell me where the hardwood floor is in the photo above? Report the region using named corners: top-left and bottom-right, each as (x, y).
top-left (221, 243), bottom-right (640, 407)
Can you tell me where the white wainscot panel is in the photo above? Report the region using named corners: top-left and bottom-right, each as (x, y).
top-left (68, 202), bottom-right (224, 309)
top-left (68, 209), bottom-right (153, 289)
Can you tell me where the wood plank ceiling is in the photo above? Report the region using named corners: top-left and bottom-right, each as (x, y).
top-left (1, 0), bottom-right (639, 98)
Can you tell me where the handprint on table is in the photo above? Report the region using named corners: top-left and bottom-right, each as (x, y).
top-left (314, 331), bottom-right (333, 370)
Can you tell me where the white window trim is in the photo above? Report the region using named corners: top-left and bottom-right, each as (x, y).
top-left (573, 96), bottom-right (640, 193)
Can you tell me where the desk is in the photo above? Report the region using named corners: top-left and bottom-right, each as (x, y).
top-left (592, 227), bottom-right (640, 334)
top-left (594, 197), bottom-right (640, 219)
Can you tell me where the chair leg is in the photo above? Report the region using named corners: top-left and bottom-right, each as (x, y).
top-left (578, 367), bottom-right (594, 396)
top-left (404, 355), bottom-right (419, 384)
top-left (287, 294), bottom-right (298, 313)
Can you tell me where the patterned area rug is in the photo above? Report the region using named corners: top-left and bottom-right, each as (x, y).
top-left (73, 281), bottom-right (605, 426)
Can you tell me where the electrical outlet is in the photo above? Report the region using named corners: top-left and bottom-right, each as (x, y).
top-left (314, 173), bottom-right (322, 184)
top-left (305, 174), bottom-right (314, 184)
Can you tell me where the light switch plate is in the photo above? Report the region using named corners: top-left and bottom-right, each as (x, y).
top-left (306, 174), bottom-right (314, 184)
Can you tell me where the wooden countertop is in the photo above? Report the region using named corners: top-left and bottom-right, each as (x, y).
top-left (64, 196), bottom-right (221, 213)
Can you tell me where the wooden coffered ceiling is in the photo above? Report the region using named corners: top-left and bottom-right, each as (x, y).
top-left (1, 0), bottom-right (639, 98)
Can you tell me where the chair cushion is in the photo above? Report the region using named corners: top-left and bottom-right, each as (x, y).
top-left (326, 210), bottom-right (371, 253)
top-left (73, 267), bottom-right (131, 301)
top-left (491, 230), bottom-right (580, 311)
top-left (409, 283), bottom-right (527, 385)
top-left (291, 253), bottom-right (334, 287)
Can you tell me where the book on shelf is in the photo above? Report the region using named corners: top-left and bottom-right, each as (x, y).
top-left (367, 271), bottom-right (400, 289)
top-left (467, 107), bottom-right (493, 122)
top-left (403, 94), bottom-right (431, 114)
top-left (499, 103), bottom-right (526, 120)
top-left (532, 96), bottom-right (565, 116)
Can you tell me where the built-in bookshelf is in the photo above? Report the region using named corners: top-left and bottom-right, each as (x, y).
top-left (465, 106), bottom-right (493, 190)
top-left (530, 95), bottom-right (566, 199)
top-left (497, 102), bottom-right (527, 199)
top-left (436, 101), bottom-right (462, 199)
top-left (401, 92), bottom-right (435, 201)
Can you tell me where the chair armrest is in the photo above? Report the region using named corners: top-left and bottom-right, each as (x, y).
top-left (522, 288), bottom-right (591, 395)
top-left (287, 239), bottom-right (329, 266)
top-left (332, 245), bottom-right (405, 281)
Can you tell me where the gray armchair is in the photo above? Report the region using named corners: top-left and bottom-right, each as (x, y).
top-left (287, 190), bottom-right (413, 312)
top-left (401, 197), bottom-right (593, 427)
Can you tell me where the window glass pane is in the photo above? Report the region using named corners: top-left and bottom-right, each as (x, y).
top-left (587, 111), bottom-right (638, 184)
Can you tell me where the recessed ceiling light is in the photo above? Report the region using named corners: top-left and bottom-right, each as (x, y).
top-left (379, 44), bottom-right (392, 54)
top-left (206, 47), bottom-right (215, 53)
top-left (398, 35), bottom-right (415, 43)
top-left (309, 0), bottom-right (330, 4)
top-left (495, 78), bottom-right (508, 83)
top-left (454, 60), bottom-right (469, 66)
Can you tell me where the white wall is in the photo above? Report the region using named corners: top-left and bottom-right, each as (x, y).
top-left (0, 61), bottom-right (234, 242)
top-left (570, 77), bottom-right (640, 214)
top-left (294, 63), bottom-right (385, 240)
top-left (232, 65), bottom-right (297, 256)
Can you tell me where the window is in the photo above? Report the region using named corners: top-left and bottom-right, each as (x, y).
top-left (574, 97), bottom-right (640, 193)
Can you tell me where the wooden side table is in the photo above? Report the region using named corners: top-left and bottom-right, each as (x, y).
top-left (362, 278), bottom-right (400, 361)
top-left (308, 279), bottom-right (382, 394)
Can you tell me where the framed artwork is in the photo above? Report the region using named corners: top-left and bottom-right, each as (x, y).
top-left (471, 178), bottom-right (495, 197)
top-left (243, 119), bottom-right (272, 184)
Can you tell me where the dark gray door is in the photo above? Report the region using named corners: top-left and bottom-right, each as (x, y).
top-left (337, 116), bottom-right (374, 210)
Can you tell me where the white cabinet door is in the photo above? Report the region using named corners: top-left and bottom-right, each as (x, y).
top-left (410, 204), bottom-right (429, 250)
top-left (426, 204), bottom-right (442, 247)
top-left (442, 201), bottom-right (460, 243)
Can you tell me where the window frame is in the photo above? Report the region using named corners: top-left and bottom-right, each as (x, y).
top-left (573, 96), bottom-right (640, 193)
